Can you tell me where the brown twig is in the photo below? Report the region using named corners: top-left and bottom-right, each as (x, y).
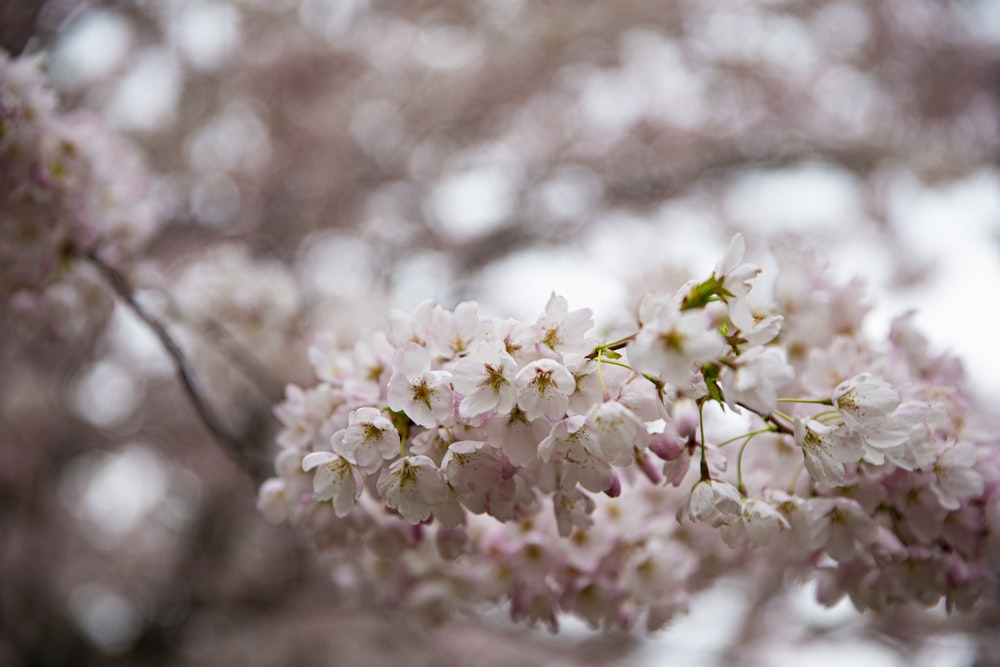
top-left (84, 247), bottom-right (272, 483)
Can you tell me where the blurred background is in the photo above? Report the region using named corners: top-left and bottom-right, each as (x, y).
top-left (2, 0), bottom-right (1000, 665)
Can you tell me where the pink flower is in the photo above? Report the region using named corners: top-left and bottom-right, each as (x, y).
top-left (587, 400), bottom-right (650, 466)
top-left (514, 358), bottom-right (575, 421)
top-left (331, 406), bottom-right (400, 474)
top-left (713, 233), bottom-right (761, 299)
top-left (628, 300), bottom-right (725, 388)
top-left (450, 337), bottom-right (518, 418)
top-left (376, 455), bottom-right (452, 524)
top-left (386, 342), bottom-right (453, 427)
top-left (930, 441), bottom-right (984, 511)
top-left (534, 292), bottom-right (595, 358)
top-left (795, 418), bottom-right (863, 487)
top-left (720, 498), bottom-right (790, 548)
top-left (538, 415), bottom-right (614, 493)
top-left (301, 451), bottom-right (364, 517)
top-left (687, 479), bottom-right (742, 526)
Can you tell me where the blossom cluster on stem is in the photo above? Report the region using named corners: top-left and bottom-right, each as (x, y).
top-left (260, 233), bottom-right (1000, 631)
top-left (1, 51), bottom-right (158, 334)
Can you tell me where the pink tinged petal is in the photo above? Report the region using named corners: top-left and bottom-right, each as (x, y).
top-left (397, 341), bottom-right (432, 378)
top-left (649, 432), bottom-right (684, 461)
top-left (833, 373), bottom-right (900, 426)
top-left (796, 419), bottom-right (862, 487)
top-left (571, 455), bottom-right (615, 494)
top-left (377, 455), bottom-right (450, 524)
top-left (636, 449), bottom-right (662, 485)
top-left (515, 359), bottom-right (574, 421)
top-left (820, 499), bottom-right (878, 562)
top-left (553, 488), bottom-right (596, 537)
top-left (442, 441), bottom-right (504, 514)
top-left (588, 401), bottom-right (649, 467)
top-left (257, 479), bottom-right (289, 524)
top-left (714, 232), bottom-right (746, 277)
top-left (741, 499), bottom-right (790, 547)
top-left (687, 482), bottom-right (716, 522)
top-left (687, 480), bottom-right (742, 524)
top-left (459, 385), bottom-right (502, 419)
top-left (487, 406), bottom-right (544, 466)
top-left (932, 443), bottom-right (984, 510)
top-left (302, 452), bottom-right (362, 517)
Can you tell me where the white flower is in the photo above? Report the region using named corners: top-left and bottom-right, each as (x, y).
top-left (714, 233), bottom-right (761, 298)
top-left (430, 300), bottom-right (482, 358)
top-left (376, 455), bottom-right (451, 524)
top-left (514, 358), bottom-right (576, 422)
top-left (720, 498), bottom-right (790, 548)
top-left (795, 418), bottom-right (863, 487)
top-left (256, 478), bottom-right (291, 524)
top-left (564, 353), bottom-right (608, 415)
top-left (809, 497), bottom-right (879, 562)
top-left (726, 297), bottom-right (782, 348)
top-left (274, 382), bottom-right (344, 450)
top-left (450, 337), bottom-right (518, 418)
top-left (386, 342), bottom-right (454, 427)
top-left (301, 451), bottom-right (364, 517)
top-left (721, 346), bottom-right (793, 414)
top-left (930, 441), bottom-right (984, 511)
top-left (587, 400), bottom-right (649, 466)
top-left (534, 292), bottom-right (595, 357)
top-left (485, 404), bottom-right (551, 466)
top-left (538, 415), bottom-right (615, 493)
top-left (687, 479), bottom-right (742, 526)
top-left (441, 440), bottom-right (505, 514)
top-left (834, 373), bottom-right (900, 430)
top-left (628, 301), bottom-right (725, 388)
top-left (331, 406), bottom-right (400, 474)
top-left (553, 488), bottom-right (597, 537)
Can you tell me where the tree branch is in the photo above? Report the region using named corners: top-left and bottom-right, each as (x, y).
top-left (84, 247), bottom-right (272, 483)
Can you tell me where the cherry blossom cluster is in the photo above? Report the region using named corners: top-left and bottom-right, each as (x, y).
top-left (259, 235), bottom-right (1000, 631)
top-left (1, 51), bottom-right (158, 333)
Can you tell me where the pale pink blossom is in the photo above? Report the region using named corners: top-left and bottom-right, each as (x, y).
top-left (386, 342), bottom-right (454, 427)
top-left (331, 406), bottom-right (401, 473)
top-left (687, 479), bottom-right (742, 526)
top-left (534, 292), bottom-right (595, 357)
top-left (587, 400), bottom-right (650, 466)
top-left (441, 440), bottom-right (505, 514)
top-left (514, 357), bottom-right (575, 421)
top-left (795, 418), bottom-right (864, 487)
top-left (713, 233), bottom-right (761, 298)
top-left (450, 337), bottom-right (517, 418)
top-left (726, 297), bottom-right (782, 348)
top-left (538, 415), bottom-right (615, 493)
top-left (301, 451), bottom-right (364, 517)
top-left (376, 455), bottom-right (451, 524)
top-left (485, 404), bottom-right (550, 466)
top-left (553, 488), bottom-right (597, 537)
top-left (628, 301), bottom-right (725, 388)
top-left (834, 373), bottom-right (902, 432)
top-left (430, 300), bottom-right (482, 358)
top-left (721, 345), bottom-right (793, 414)
top-left (930, 441), bottom-right (984, 511)
top-left (720, 498), bottom-right (790, 547)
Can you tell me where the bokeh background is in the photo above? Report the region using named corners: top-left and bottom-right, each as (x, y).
top-left (3, 1), bottom-right (1000, 665)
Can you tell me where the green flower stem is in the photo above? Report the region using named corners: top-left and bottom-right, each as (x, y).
top-left (776, 397), bottom-right (834, 405)
top-left (587, 333), bottom-right (638, 359)
top-left (698, 399), bottom-right (710, 482)
top-left (787, 464), bottom-right (805, 494)
top-left (736, 433), bottom-right (755, 496)
top-left (717, 427), bottom-right (777, 448)
top-left (772, 409), bottom-right (795, 424)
